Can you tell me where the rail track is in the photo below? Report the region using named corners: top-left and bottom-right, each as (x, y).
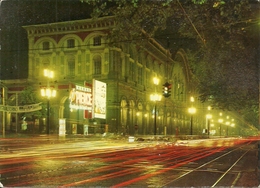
top-left (0, 137), bottom-right (258, 187)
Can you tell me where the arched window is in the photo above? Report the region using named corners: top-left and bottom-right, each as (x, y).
top-left (93, 55), bottom-right (101, 74)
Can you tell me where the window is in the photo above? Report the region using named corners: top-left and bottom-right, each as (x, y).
top-left (43, 42), bottom-right (50, 50)
top-left (93, 36), bottom-right (101, 46)
top-left (93, 56), bottom-right (101, 74)
top-left (137, 67), bottom-right (143, 85)
top-left (67, 39), bottom-right (75, 48)
top-left (78, 55), bottom-right (82, 74)
top-left (129, 62), bottom-right (135, 80)
top-left (68, 60), bottom-right (75, 76)
top-left (43, 62), bottom-right (50, 69)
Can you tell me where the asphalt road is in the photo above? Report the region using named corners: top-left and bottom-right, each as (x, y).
top-left (0, 135), bottom-right (259, 187)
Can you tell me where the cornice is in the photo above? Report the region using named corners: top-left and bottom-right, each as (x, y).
top-left (23, 16), bottom-right (115, 37)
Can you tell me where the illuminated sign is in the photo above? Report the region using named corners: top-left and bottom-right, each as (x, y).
top-left (69, 85), bottom-right (92, 110)
top-left (93, 79), bottom-right (106, 119)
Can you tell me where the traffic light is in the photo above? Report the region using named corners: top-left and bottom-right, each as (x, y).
top-left (162, 82), bottom-right (171, 98)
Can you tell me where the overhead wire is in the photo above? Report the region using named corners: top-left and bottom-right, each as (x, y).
top-left (177, 0), bottom-right (206, 46)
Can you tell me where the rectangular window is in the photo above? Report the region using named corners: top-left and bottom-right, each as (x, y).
top-left (94, 56), bottom-right (101, 74)
top-left (61, 56), bottom-right (64, 75)
top-left (137, 67), bottom-right (143, 85)
top-left (43, 42), bottom-right (50, 50)
top-left (93, 36), bottom-right (101, 46)
top-left (68, 60), bottom-right (75, 76)
top-left (129, 62), bottom-right (134, 80)
top-left (78, 55), bottom-right (81, 74)
top-left (85, 54), bottom-right (90, 74)
top-left (67, 39), bottom-right (75, 48)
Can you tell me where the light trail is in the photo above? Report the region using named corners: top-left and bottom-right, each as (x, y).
top-left (1, 138), bottom-right (255, 187)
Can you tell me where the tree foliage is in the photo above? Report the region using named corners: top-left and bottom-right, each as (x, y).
top-left (8, 86), bottom-right (44, 120)
top-left (81, 0), bottom-right (259, 125)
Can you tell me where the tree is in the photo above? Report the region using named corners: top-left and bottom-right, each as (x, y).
top-left (81, 0), bottom-right (259, 126)
top-left (8, 86), bottom-right (44, 121)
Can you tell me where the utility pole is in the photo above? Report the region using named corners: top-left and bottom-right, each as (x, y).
top-left (2, 86), bottom-right (5, 138)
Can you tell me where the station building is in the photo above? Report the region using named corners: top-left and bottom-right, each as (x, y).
top-left (1, 16), bottom-right (211, 136)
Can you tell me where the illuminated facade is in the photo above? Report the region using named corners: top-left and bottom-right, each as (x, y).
top-left (6, 16), bottom-right (206, 135)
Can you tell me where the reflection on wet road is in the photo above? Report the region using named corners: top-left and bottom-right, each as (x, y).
top-left (0, 136), bottom-right (258, 187)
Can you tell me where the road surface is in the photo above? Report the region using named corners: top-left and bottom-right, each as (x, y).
top-left (0, 135), bottom-right (258, 187)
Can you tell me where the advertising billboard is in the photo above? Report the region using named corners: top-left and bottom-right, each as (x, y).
top-left (69, 85), bottom-right (92, 110)
top-left (93, 79), bottom-right (106, 119)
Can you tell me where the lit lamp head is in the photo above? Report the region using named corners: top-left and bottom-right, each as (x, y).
top-left (41, 88), bottom-right (56, 98)
top-left (231, 119), bottom-right (235, 127)
top-left (188, 107), bottom-right (196, 114)
top-left (218, 118), bottom-right (223, 123)
top-left (44, 69), bottom-right (54, 78)
top-left (150, 93), bottom-right (162, 102)
top-left (153, 77), bottom-right (159, 85)
top-left (206, 114), bottom-right (212, 119)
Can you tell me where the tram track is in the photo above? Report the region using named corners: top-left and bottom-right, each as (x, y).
top-left (1, 138), bottom-right (257, 187)
top-left (158, 140), bottom-right (255, 187)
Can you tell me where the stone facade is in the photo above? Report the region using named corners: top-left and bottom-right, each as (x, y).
top-left (5, 16), bottom-right (204, 135)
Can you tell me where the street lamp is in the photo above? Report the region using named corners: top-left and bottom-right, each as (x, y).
top-left (188, 107), bottom-right (196, 135)
top-left (206, 106), bottom-right (212, 138)
top-left (41, 69), bottom-right (56, 134)
top-left (206, 114), bottom-right (212, 138)
top-left (0, 84), bottom-right (6, 138)
top-left (150, 93), bottom-right (162, 136)
top-left (225, 116), bottom-right (230, 137)
top-left (188, 96), bottom-right (196, 135)
top-left (230, 119), bottom-right (235, 136)
top-left (150, 77), bottom-right (161, 136)
top-left (218, 113), bottom-right (223, 136)
top-left (225, 121), bottom-right (230, 136)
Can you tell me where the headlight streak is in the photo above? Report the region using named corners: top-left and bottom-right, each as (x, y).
top-left (1, 138), bottom-right (255, 187)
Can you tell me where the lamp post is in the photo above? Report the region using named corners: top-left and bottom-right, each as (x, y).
top-left (150, 93), bottom-right (162, 136)
top-left (218, 112), bottom-right (223, 137)
top-left (188, 107), bottom-right (196, 135)
top-left (206, 114), bottom-right (212, 138)
top-left (230, 119), bottom-right (235, 136)
top-left (206, 106), bottom-right (212, 138)
top-left (41, 69), bottom-right (56, 135)
top-left (218, 119), bottom-right (223, 137)
top-left (226, 121), bottom-right (230, 136)
top-left (188, 96), bottom-right (196, 135)
top-left (0, 85), bottom-right (6, 138)
top-left (150, 77), bottom-right (161, 136)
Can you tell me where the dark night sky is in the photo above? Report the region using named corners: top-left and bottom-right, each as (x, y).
top-left (0, 0), bottom-right (93, 79)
